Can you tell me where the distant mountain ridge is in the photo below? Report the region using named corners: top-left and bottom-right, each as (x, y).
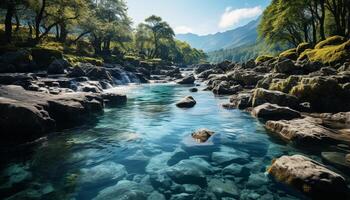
top-left (176, 17), bottom-right (260, 52)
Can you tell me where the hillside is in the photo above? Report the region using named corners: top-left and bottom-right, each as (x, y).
top-left (176, 17), bottom-right (260, 52)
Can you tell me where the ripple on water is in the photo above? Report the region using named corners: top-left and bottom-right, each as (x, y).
top-left (0, 84), bottom-right (344, 200)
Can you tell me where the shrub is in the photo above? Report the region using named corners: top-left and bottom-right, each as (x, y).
top-left (65, 54), bottom-right (103, 66)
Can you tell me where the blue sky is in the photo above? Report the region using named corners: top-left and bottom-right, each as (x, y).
top-left (126, 0), bottom-right (271, 35)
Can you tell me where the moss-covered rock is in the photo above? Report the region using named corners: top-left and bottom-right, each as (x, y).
top-left (297, 40), bottom-right (350, 65)
top-left (296, 42), bottom-right (313, 55)
top-left (255, 55), bottom-right (274, 65)
top-left (279, 48), bottom-right (298, 60)
top-left (269, 75), bottom-right (302, 93)
top-left (251, 88), bottom-right (299, 109)
top-left (315, 36), bottom-right (347, 49)
top-left (290, 76), bottom-right (350, 112)
top-left (31, 47), bottom-right (63, 67)
top-left (65, 55), bottom-right (103, 66)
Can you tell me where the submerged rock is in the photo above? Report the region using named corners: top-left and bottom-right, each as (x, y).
top-left (265, 118), bottom-right (335, 145)
top-left (166, 157), bottom-right (213, 187)
top-left (251, 103), bottom-right (301, 120)
top-left (191, 129), bottom-right (214, 143)
top-left (208, 178), bottom-right (239, 198)
top-left (80, 161), bottom-right (127, 187)
top-left (93, 180), bottom-right (147, 200)
top-left (189, 88), bottom-right (198, 92)
top-left (268, 155), bottom-right (348, 200)
top-left (176, 96), bottom-right (196, 108)
top-left (321, 152), bottom-right (350, 170)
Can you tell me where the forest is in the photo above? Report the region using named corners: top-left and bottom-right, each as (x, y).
top-left (0, 0), bottom-right (206, 65)
top-left (208, 0), bottom-right (350, 63)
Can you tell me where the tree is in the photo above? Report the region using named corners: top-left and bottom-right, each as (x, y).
top-left (144, 15), bottom-right (175, 58)
top-left (1, 0), bottom-right (24, 44)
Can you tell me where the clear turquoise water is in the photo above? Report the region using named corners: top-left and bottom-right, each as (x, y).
top-left (0, 84), bottom-right (347, 200)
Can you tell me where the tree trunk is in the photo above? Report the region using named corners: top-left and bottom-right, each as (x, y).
top-left (5, 2), bottom-right (15, 44)
top-left (35, 0), bottom-right (46, 42)
top-left (55, 24), bottom-right (60, 40)
top-left (58, 23), bottom-right (68, 42)
top-left (319, 0), bottom-right (326, 40)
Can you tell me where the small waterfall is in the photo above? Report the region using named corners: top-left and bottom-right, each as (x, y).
top-left (113, 70), bottom-right (140, 85)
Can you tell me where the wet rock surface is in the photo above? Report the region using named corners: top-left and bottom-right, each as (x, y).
top-left (268, 155), bottom-right (348, 200)
top-left (176, 96), bottom-right (196, 108)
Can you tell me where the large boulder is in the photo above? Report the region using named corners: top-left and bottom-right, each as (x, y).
top-left (265, 118), bottom-right (335, 145)
top-left (227, 70), bottom-right (264, 86)
top-left (268, 155), bottom-right (348, 200)
top-left (0, 85), bottom-right (106, 144)
top-left (86, 67), bottom-right (113, 82)
top-left (251, 88), bottom-right (299, 109)
top-left (290, 76), bottom-right (350, 112)
top-left (0, 97), bottom-right (55, 143)
top-left (176, 96), bottom-right (196, 108)
top-left (194, 63), bottom-right (212, 74)
top-left (177, 74), bottom-right (195, 84)
top-left (31, 48), bottom-right (63, 68)
top-left (102, 92), bottom-right (127, 106)
top-left (212, 81), bottom-right (242, 95)
top-left (252, 103), bottom-right (301, 120)
top-left (47, 59), bottom-right (71, 74)
top-left (274, 59), bottom-right (300, 74)
top-left (67, 66), bottom-right (86, 77)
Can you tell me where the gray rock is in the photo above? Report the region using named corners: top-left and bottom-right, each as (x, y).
top-left (268, 155), bottom-right (348, 200)
top-left (47, 59), bottom-right (71, 74)
top-left (211, 150), bottom-right (249, 166)
top-left (251, 88), bottom-right (299, 109)
top-left (169, 193), bottom-right (194, 200)
top-left (265, 118), bottom-right (336, 145)
top-left (223, 163), bottom-right (250, 177)
top-left (251, 103), bottom-right (301, 120)
top-left (246, 173), bottom-right (268, 188)
top-left (176, 96), bottom-right (196, 108)
top-left (177, 74), bottom-right (195, 84)
top-left (148, 191), bottom-right (166, 200)
top-left (321, 152), bottom-right (350, 169)
top-left (213, 81), bottom-right (242, 95)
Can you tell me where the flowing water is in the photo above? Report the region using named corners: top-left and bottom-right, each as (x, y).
top-left (0, 83), bottom-right (348, 200)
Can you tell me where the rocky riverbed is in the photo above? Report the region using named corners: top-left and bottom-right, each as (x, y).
top-left (1, 48), bottom-right (350, 199)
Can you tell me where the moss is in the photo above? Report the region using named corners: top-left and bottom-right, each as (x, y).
top-left (290, 76), bottom-right (350, 112)
top-left (279, 48), bottom-right (298, 60)
top-left (297, 49), bottom-right (313, 61)
top-left (269, 76), bottom-right (302, 93)
top-left (296, 42), bottom-right (313, 55)
top-left (300, 40), bottom-right (350, 65)
top-left (65, 54), bottom-right (103, 66)
top-left (255, 55), bottom-right (274, 64)
top-left (315, 35), bottom-right (347, 49)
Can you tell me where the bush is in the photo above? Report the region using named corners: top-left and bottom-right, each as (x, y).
top-left (31, 47), bottom-right (63, 67)
top-left (314, 35), bottom-right (347, 49)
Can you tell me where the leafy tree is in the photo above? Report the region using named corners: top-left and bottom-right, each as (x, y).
top-left (144, 15), bottom-right (175, 58)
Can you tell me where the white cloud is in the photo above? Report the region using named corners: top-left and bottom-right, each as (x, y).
top-left (219, 6), bottom-right (262, 29)
top-left (174, 26), bottom-right (193, 34)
